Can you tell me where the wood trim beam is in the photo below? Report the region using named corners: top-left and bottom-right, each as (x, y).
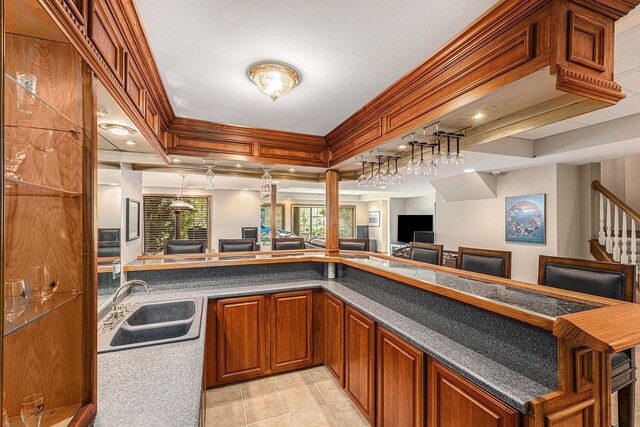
top-left (168, 117), bottom-right (329, 168)
top-left (325, 170), bottom-right (339, 256)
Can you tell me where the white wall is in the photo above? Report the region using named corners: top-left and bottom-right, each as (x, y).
top-left (366, 199), bottom-right (389, 253)
top-left (120, 164), bottom-right (143, 265)
top-left (579, 163), bottom-right (601, 259)
top-left (97, 185), bottom-right (121, 228)
top-left (211, 190), bottom-right (261, 250)
top-left (436, 164), bottom-right (569, 283)
top-left (405, 193), bottom-right (436, 215)
top-left (556, 164), bottom-right (581, 259)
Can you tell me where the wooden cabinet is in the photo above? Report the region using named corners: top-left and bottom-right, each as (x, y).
top-left (323, 292), bottom-right (345, 386)
top-left (216, 295), bottom-right (267, 384)
top-left (270, 291), bottom-right (314, 373)
top-left (427, 358), bottom-right (519, 427)
top-left (345, 306), bottom-right (376, 424)
top-left (91, 0), bottom-right (126, 83)
top-left (376, 327), bottom-right (424, 427)
top-left (126, 57), bottom-right (147, 116)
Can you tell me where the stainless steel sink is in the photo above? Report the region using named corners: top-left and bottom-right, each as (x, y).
top-left (98, 298), bottom-right (202, 353)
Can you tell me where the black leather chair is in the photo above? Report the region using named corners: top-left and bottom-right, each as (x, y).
top-left (339, 238), bottom-right (369, 251)
top-left (98, 228), bottom-right (121, 258)
top-left (163, 239), bottom-right (206, 255)
top-left (409, 242), bottom-right (443, 266)
top-left (272, 237), bottom-right (305, 250)
top-left (218, 238), bottom-right (257, 253)
top-left (242, 227), bottom-right (259, 240)
top-left (538, 255), bottom-right (636, 427)
top-left (457, 247), bottom-right (512, 278)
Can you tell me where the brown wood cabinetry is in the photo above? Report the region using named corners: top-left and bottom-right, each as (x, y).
top-left (427, 358), bottom-right (519, 427)
top-left (91, 0), bottom-right (126, 83)
top-left (323, 292), bottom-right (345, 386)
top-left (126, 58), bottom-right (147, 115)
top-left (376, 327), bottom-right (424, 427)
top-left (344, 306), bottom-right (376, 425)
top-left (270, 291), bottom-right (314, 373)
top-left (216, 295), bottom-right (267, 384)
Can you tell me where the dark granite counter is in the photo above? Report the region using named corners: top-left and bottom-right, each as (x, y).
top-left (117, 262), bottom-right (559, 413)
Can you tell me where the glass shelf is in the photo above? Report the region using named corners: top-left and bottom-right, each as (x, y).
top-left (4, 177), bottom-right (82, 197)
top-left (4, 73), bottom-right (82, 133)
top-left (4, 292), bottom-right (82, 337)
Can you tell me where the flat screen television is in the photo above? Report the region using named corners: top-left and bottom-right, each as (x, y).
top-left (397, 215), bottom-right (433, 243)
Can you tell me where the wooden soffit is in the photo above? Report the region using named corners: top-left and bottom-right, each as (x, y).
top-left (324, 0), bottom-right (640, 166)
top-left (168, 117), bottom-right (329, 168)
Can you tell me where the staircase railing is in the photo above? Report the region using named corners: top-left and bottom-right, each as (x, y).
top-left (592, 180), bottom-right (640, 268)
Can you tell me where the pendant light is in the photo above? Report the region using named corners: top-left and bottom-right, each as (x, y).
top-left (169, 175), bottom-right (196, 211)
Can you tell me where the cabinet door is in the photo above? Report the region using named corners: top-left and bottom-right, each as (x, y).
top-left (427, 358), bottom-right (519, 427)
top-left (271, 291), bottom-right (313, 373)
top-left (323, 292), bottom-right (345, 386)
top-left (126, 58), bottom-right (147, 116)
top-left (376, 326), bottom-right (424, 427)
top-left (345, 306), bottom-right (375, 425)
top-left (216, 295), bottom-right (267, 384)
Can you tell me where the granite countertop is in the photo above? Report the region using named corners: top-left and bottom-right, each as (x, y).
top-left (96, 277), bottom-right (556, 424)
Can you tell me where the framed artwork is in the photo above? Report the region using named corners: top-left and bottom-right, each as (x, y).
top-left (126, 198), bottom-right (141, 241)
top-left (368, 211), bottom-right (381, 227)
top-left (505, 194), bottom-right (545, 244)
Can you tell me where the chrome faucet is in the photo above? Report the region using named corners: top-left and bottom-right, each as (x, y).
top-left (112, 280), bottom-right (152, 312)
top-left (102, 280), bottom-right (152, 332)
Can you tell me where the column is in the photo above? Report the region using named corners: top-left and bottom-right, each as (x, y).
top-left (325, 169), bottom-right (339, 256)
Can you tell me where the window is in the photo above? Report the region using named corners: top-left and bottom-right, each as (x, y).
top-left (291, 205), bottom-right (355, 238)
top-left (143, 195), bottom-right (210, 254)
top-left (261, 204), bottom-right (285, 230)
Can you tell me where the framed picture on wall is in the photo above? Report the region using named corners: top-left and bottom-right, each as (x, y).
top-left (126, 198), bottom-right (141, 241)
top-left (368, 211), bottom-right (381, 227)
top-left (505, 194), bottom-right (545, 244)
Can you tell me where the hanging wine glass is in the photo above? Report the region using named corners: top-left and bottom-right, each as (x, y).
top-left (373, 158), bottom-right (383, 188)
top-left (452, 135), bottom-right (465, 165)
top-left (426, 144), bottom-right (439, 176)
top-left (433, 134), bottom-right (448, 165)
top-left (357, 162), bottom-right (367, 188)
top-left (394, 158), bottom-right (404, 185)
top-left (383, 158), bottom-right (392, 185)
top-left (366, 162), bottom-right (375, 188)
top-left (416, 145), bottom-right (428, 175)
top-left (405, 134), bottom-right (416, 175)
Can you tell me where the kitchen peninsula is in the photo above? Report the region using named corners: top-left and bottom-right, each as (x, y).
top-left (94, 250), bottom-right (640, 426)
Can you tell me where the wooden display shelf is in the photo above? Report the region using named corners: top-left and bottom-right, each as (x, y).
top-left (4, 178), bottom-right (82, 197)
top-left (4, 292), bottom-right (82, 337)
top-left (6, 403), bottom-right (80, 427)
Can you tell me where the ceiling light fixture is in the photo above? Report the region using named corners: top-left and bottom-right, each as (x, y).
top-left (169, 175), bottom-right (196, 212)
top-left (248, 61), bottom-right (300, 101)
top-left (235, 163), bottom-right (242, 168)
top-left (398, 144), bottom-right (407, 149)
top-left (464, 169), bottom-right (475, 173)
top-left (125, 140), bottom-right (136, 145)
top-left (288, 168), bottom-right (296, 173)
top-left (172, 158), bottom-right (181, 163)
top-left (472, 112), bottom-right (485, 120)
top-left (97, 109), bottom-right (109, 117)
top-left (99, 123), bottom-right (137, 136)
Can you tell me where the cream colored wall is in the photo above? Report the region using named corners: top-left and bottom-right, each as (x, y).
top-left (435, 164), bottom-right (565, 283)
top-left (97, 185), bottom-right (121, 228)
top-left (121, 164), bottom-right (143, 264)
top-left (366, 199), bottom-right (389, 253)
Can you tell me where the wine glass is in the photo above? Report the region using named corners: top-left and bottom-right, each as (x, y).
top-left (26, 264), bottom-right (59, 300)
top-left (4, 141), bottom-right (30, 181)
top-left (4, 279), bottom-right (28, 320)
top-left (20, 393), bottom-right (44, 427)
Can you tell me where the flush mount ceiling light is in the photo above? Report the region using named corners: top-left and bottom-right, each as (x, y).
top-left (472, 112), bottom-right (485, 120)
top-left (98, 123), bottom-right (137, 136)
top-left (248, 62), bottom-right (300, 101)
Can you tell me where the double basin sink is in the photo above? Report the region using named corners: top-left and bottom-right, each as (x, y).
top-left (98, 298), bottom-right (203, 353)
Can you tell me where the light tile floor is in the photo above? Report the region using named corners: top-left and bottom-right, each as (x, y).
top-left (205, 366), bottom-right (369, 427)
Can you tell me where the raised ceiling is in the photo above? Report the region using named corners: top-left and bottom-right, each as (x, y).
top-left (135, 0), bottom-right (498, 135)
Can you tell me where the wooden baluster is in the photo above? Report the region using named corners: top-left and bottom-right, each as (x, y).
top-left (598, 193), bottom-right (606, 245)
top-left (621, 212), bottom-right (629, 264)
top-left (606, 198), bottom-right (613, 254)
top-left (613, 206), bottom-right (621, 262)
top-left (631, 220), bottom-right (637, 268)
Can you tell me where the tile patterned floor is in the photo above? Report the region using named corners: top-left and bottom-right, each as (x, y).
top-left (205, 366), bottom-right (369, 427)
top-left (208, 352), bottom-right (640, 427)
